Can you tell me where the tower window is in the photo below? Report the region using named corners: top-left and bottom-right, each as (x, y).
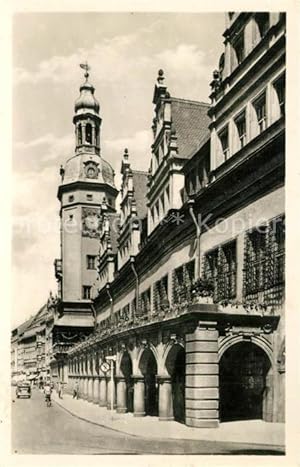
top-left (78, 124), bottom-right (82, 145)
top-left (86, 124), bottom-right (92, 144)
top-left (87, 255), bottom-right (96, 270)
top-left (86, 194), bottom-right (93, 201)
top-left (68, 195), bottom-right (74, 203)
top-left (82, 285), bottom-right (92, 299)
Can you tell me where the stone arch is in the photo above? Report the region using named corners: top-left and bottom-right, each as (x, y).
top-left (219, 340), bottom-right (274, 422)
top-left (219, 335), bottom-right (273, 364)
top-left (163, 342), bottom-right (185, 376)
top-left (118, 350), bottom-right (134, 413)
top-left (164, 343), bottom-right (186, 423)
top-left (136, 343), bottom-right (159, 374)
top-left (138, 347), bottom-right (158, 416)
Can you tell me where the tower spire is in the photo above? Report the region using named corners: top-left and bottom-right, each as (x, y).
top-left (74, 63), bottom-right (101, 154)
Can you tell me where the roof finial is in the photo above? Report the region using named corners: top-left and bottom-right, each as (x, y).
top-left (124, 148), bottom-right (129, 160)
top-left (80, 61), bottom-right (90, 81)
top-left (157, 69), bottom-right (165, 85)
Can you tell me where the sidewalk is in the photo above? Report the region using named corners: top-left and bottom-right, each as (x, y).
top-left (52, 392), bottom-right (284, 447)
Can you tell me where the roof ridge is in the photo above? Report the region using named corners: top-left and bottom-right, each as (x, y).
top-left (171, 97), bottom-right (210, 107)
top-left (132, 169), bottom-right (148, 175)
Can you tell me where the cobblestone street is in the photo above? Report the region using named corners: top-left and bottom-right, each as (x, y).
top-left (11, 389), bottom-right (284, 455)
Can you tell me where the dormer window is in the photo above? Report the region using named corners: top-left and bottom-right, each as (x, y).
top-left (273, 75), bottom-right (285, 118)
top-left (255, 13), bottom-right (269, 38)
top-left (232, 31), bottom-right (245, 69)
top-left (218, 126), bottom-right (229, 161)
top-left (253, 92), bottom-right (267, 134)
top-left (234, 111), bottom-right (247, 149)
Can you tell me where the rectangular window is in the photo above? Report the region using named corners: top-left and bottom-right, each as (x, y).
top-left (235, 111), bottom-right (247, 149)
top-left (274, 75), bottom-right (285, 118)
top-left (254, 93), bottom-right (267, 134)
top-left (173, 259), bottom-right (195, 303)
top-left (86, 194), bottom-right (93, 201)
top-left (204, 241), bottom-right (237, 301)
top-left (120, 304), bottom-right (130, 322)
top-left (87, 255), bottom-right (96, 269)
top-left (269, 216), bottom-right (285, 287)
top-left (154, 275), bottom-right (169, 312)
top-left (82, 286), bottom-right (92, 299)
top-left (131, 298), bottom-right (136, 317)
top-left (219, 126), bottom-right (229, 161)
top-left (140, 288), bottom-right (151, 316)
top-left (244, 226), bottom-right (268, 298)
top-left (244, 216), bottom-right (285, 306)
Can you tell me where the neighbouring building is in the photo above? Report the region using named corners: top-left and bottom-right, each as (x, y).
top-left (17, 12), bottom-right (285, 429)
top-left (11, 304), bottom-right (49, 384)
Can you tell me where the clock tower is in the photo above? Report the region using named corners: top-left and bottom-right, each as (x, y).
top-left (55, 64), bottom-right (118, 324)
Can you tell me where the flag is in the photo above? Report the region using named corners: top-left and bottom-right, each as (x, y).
top-left (80, 62), bottom-right (90, 72)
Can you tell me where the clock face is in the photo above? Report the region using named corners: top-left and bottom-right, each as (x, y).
top-left (82, 207), bottom-right (101, 238)
top-left (85, 214), bottom-right (99, 231)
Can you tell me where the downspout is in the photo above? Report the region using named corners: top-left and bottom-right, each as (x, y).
top-left (188, 199), bottom-right (201, 280)
top-left (130, 256), bottom-right (139, 321)
top-left (106, 283), bottom-right (114, 323)
top-left (90, 303), bottom-right (97, 329)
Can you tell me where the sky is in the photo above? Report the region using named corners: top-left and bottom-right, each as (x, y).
top-left (12, 12), bottom-right (225, 328)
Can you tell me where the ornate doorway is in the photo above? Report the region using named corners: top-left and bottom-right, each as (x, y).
top-left (220, 341), bottom-right (272, 422)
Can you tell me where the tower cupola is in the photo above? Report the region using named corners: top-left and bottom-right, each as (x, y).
top-left (73, 63), bottom-right (101, 155)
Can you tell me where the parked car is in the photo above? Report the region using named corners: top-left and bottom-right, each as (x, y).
top-left (16, 381), bottom-right (31, 399)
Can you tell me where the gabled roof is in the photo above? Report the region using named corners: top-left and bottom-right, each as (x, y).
top-left (132, 170), bottom-right (148, 220)
top-left (170, 98), bottom-right (210, 160)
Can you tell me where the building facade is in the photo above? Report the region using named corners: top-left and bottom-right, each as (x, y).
top-left (14, 12), bottom-right (285, 429)
top-left (11, 305), bottom-right (49, 384)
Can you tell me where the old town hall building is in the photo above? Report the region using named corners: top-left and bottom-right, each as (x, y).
top-left (37, 12), bottom-right (286, 428)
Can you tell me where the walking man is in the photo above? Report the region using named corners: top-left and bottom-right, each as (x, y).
top-left (73, 380), bottom-right (79, 399)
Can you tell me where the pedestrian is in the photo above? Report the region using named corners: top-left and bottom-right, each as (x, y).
top-left (73, 380), bottom-right (79, 399)
top-left (44, 383), bottom-right (52, 407)
top-left (58, 381), bottom-right (63, 399)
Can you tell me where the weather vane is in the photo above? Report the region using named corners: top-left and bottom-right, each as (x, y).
top-left (79, 61), bottom-right (90, 80)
